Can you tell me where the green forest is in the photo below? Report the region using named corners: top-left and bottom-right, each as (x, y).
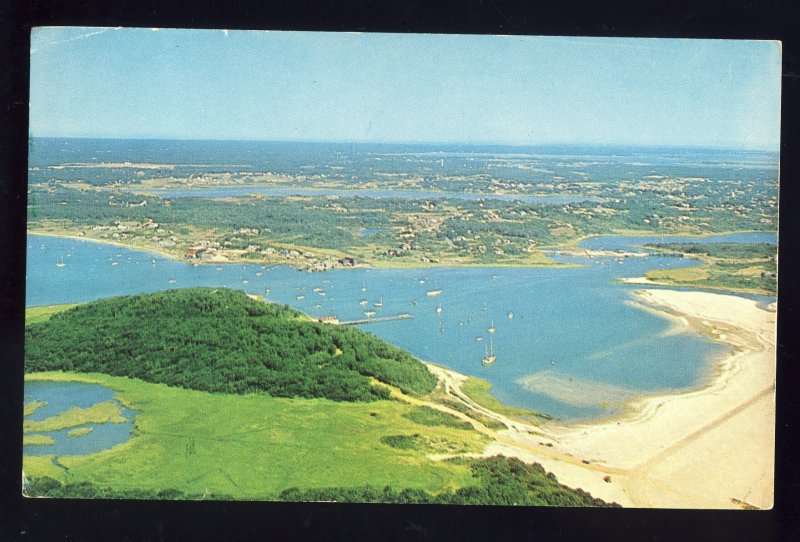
top-left (277, 456), bottom-right (619, 507)
top-left (25, 456), bottom-right (619, 507)
top-left (25, 288), bottom-right (437, 401)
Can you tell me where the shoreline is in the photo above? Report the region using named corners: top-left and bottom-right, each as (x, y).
top-left (25, 230), bottom-right (777, 507)
top-left (469, 288), bottom-right (775, 509)
top-left (27, 228), bottom-right (578, 271)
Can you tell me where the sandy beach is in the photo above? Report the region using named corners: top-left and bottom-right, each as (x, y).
top-left (472, 288), bottom-right (776, 509)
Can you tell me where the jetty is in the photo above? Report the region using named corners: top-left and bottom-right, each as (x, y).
top-left (320, 314), bottom-right (415, 326)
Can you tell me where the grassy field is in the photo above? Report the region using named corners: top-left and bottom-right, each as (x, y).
top-left (24, 372), bottom-right (485, 499)
top-left (23, 401), bottom-right (128, 432)
top-left (643, 242), bottom-right (777, 295)
top-left (461, 377), bottom-right (550, 422)
top-left (24, 304), bottom-right (77, 326)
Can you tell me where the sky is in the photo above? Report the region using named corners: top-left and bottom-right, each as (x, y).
top-left (29, 28), bottom-right (782, 150)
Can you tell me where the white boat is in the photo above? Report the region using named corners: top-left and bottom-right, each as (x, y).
top-left (168, 279), bottom-right (177, 284)
top-left (374, 298), bottom-right (383, 308)
top-left (482, 335), bottom-right (496, 366)
top-left (242, 279), bottom-right (249, 284)
top-left (361, 282), bottom-right (367, 292)
top-left (111, 261), bottom-right (119, 266)
top-left (426, 289), bottom-right (442, 297)
top-left (255, 272), bottom-right (263, 277)
top-left (435, 304), bottom-right (442, 314)
top-left (359, 299), bottom-right (369, 306)
top-left (364, 310), bottom-right (376, 317)
top-left (56, 257), bottom-right (65, 268)
top-left (297, 295), bottom-right (305, 300)
top-left (507, 312), bottom-right (514, 319)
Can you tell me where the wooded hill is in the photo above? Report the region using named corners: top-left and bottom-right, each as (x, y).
top-left (25, 288), bottom-right (437, 402)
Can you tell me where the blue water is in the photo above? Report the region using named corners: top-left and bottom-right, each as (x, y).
top-left (23, 381), bottom-right (136, 456)
top-left (25, 233), bottom-right (775, 421)
top-left (138, 185), bottom-right (600, 204)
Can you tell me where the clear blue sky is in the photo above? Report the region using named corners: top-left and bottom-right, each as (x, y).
top-left (30, 28), bottom-right (782, 150)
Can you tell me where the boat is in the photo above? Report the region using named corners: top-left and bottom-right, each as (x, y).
top-left (264, 288), bottom-right (270, 294)
top-left (56, 257), bottom-right (65, 268)
top-left (168, 279), bottom-right (177, 284)
top-left (359, 299), bottom-right (368, 306)
top-left (488, 320), bottom-right (495, 334)
top-left (476, 336), bottom-right (483, 342)
top-left (242, 279), bottom-right (249, 284)
top-left (255, 272), bottom-right (263, 277)
top-left (296, 295), bottom-right (305, 300)
top-left (426, 289), bottom-right (442, 297)
top-left (482, 335), bottom-right (496, 366)
top-left (151, 259), bottom-right (157, 265)
top-left (314, 304), bottom-right (322, 310)
top-left (111, 261), bottom-right (119, 266)
top-left (313, 287), bottom-right (323, 293)
top-left (361, 282), bottom-right (367, 292)
top-left (364, 310), bottom-right (376, 317)
top-left (507, 312), bottom-right (514, 319)
top-left (216, 267), bottom-right (222, 271)
top-left (374, 297), bottom-right (383, 308)
top-left (435, 304), bottom-right (442, 314)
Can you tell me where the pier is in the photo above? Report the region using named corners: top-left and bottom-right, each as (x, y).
top-left (321, 314), bottom-right (415, 326)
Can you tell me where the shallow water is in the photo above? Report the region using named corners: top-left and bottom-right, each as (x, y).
top-left (23, 381), bottom-right (136, 456)
top-left (26, 233), bottom-right (774, 421)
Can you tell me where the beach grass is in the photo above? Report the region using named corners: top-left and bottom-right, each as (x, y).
top-left (24, 400), bottom-right (48, 417)
top-left (23, 434), bottom-right (56, 446)
top-left (461, 377), bottom-right (549, 422)
top-left (23, 372), bottom-right (484, 499)
top-left (67, 427), bottom-right (94, 438)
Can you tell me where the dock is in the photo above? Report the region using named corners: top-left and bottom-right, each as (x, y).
top-left (323, 313), bottom-right (415, 326)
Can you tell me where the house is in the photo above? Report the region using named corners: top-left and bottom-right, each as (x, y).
top-left (184, 246), bottom-right (208, 259)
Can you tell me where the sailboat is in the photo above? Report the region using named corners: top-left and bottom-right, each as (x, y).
top-left (482, 334), bottom-right (496, 366)
top-left (56, 256), bottom-right (65, 268)
top-left (361, 281), bottom-right (367, 292)
top-left (374, 297), bottom-right (383, 308)
top-left (426, 289), bottom-right (442, 297)
top-left (435, 304), bottom-right (442, 314)
top-left (488, 320), bottom-right (495, 334)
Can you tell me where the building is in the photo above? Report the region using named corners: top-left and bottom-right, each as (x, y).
top-left (184, 246), bottom-right (208, 259)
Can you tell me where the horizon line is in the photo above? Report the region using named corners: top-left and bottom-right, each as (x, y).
top-left (28, 135), bottom-right (780, 153)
